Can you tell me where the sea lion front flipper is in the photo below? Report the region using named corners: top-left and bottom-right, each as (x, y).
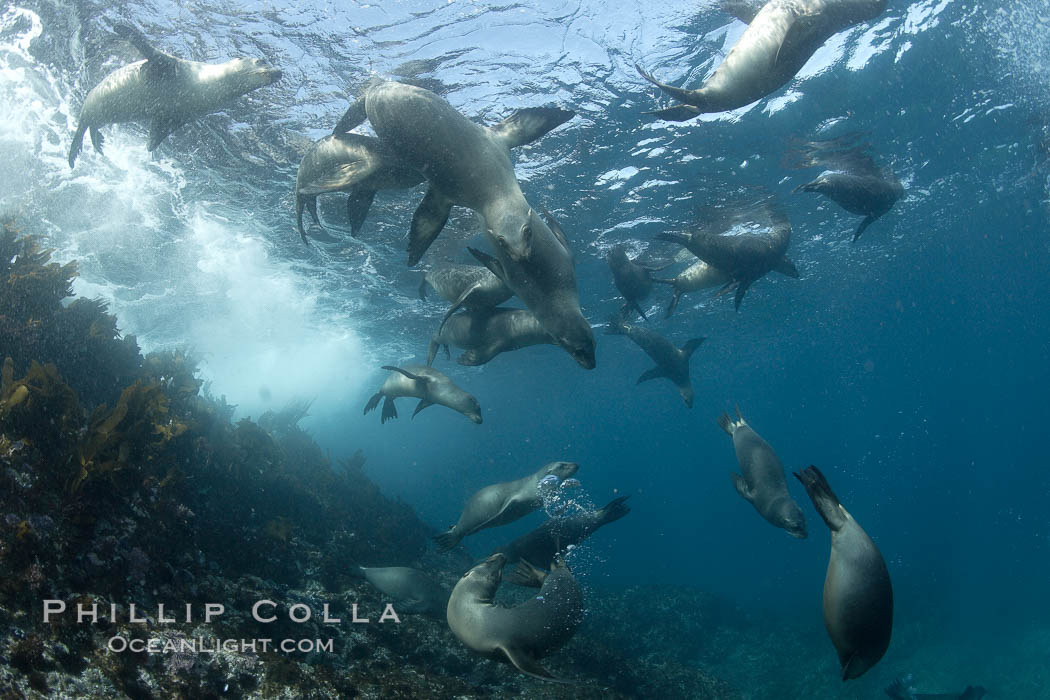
top-left (664, 289), bottom-right (682, 318)
top-left (680, 337), bottom-right (705, 359)
top-left (89, 127), bottom-right (105, 156)
top-left (636, 366), bottom-right (667, 384)
top-left (113, 24), bottom-right (177, 67)
top-left (467, 247), bottom-right (509, 283)
top-left (507, 559), bottom-right (548, 588)
top-left (541, 208), bottom-right (572, 256)
top-left (345, 189), bottom-right (376, 237)
top-left (631, 300), bottom-right (649, 321)
top-left (498, 646), bottom-right (567, 683)
top-left (643, 104), bottom-right (704, 122)
top-left (381, 365), bottom-right (427, 382)
top-left (853, 215), bottom-right (876, 242)
top-left (408, 186), bottom-right (452, 266)
top-left (721, 0), bottom-right (763, 24)
top-left (730, 473), bottom-right (754, 501)
top-left (333, 97), bottom-right (367, 134)
top-left (732, 279), bottom-right (754, 311)
top-left (412, 399), bottom-right (433, 418)
top-left (147, 117), bottom-right (182, 152)
top-left (437, 282), bottom-right (483, 335)
top-left (489, 107), bottom-right (575, 150)
top-left (773, 256), bottom-right (801, 278)
top-left (457, 348), bottom-right (493, 366)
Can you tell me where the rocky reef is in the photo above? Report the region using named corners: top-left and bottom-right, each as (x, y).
top-left (0, 222), bottom-right (740, 698)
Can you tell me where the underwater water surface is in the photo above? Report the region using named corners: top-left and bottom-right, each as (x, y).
top-left (1, 0), bottom-right (1049, 697)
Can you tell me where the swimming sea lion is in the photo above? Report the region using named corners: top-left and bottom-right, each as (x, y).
top-left (446, 553), bottom-right (583, 681)
top-left (636, 0), bottom-right (888, 120)
top-left (656, 198), bottom-right (799, 309)
top-left (351, 565), bottom-right (449, 616)
top-left (419, 264), bottom-right (514, 334)
top-left (789, 134), bottom-right (903, 241)
top-left (427, 307), bottom-right (557, 366)
top-left (336, 82), bottom-right (596, 369)
top-left (606, 245), bottom-right (668, 320)
top-left (718, 409), bottom-right (807, 538)
top-left (433, 461), bottom-right (579, 552)
top-left (795, 466), bottom-right (892, 680)
top-left (69, 24), bottom-right (282, 167)
top-left (885, 675), bottom-right (986, 700)
top-left (493, 495), bottom-right (631, 567)
top-left (363, 365), bottom-right (482, 424)
top-left (295, 132), bottom-right (423, 243)
top-left (605, 317), bottom-right (704, 408)
top-left (653, 259), bottom-right (734, 317)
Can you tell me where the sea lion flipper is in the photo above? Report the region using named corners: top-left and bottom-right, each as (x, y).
top-left (636, 366), bottom-right (666, 384)
top-left (794, 466), bottom-right (847, 531)
top-left (147, 117), bottom-right (181, 152)
top-left (457, 349), bottom-right (489, 366)
top-left (498, 646), bottom-right (565, 683)
top-left (733, 279), bottom-right (753, 311)
top-left (432, 528), bottom-right (460, 553)
top-left (853, 215), bottom-right (876, 242)
top-left (346, 189), bottom-right (376, 237)
top-left (437, 282), bottom-right (482, 335)
top-left (333, 97), bottom-right (367, 134)
top-left (540, 208), bottom-right (572, 255)
top-left (720, 0), bottom-right (762, 24)
top-left (489, 107), bottom-right (575, 150)
top-left (381, 365), bottom-right (427, 382)
top-left (680, 337), bottom-right (705, 359)
top-left (68, 123), bottom-right (88, 168)
top-left (665, 289), bottom-right (681, 318)
top-left (113, 24), bottom-right (175, 66)
top-left (89, 127), bottom-right (105, 156)
top-left (507, 559), bottom-right (547, 588)
top-left (632, 300), bottom-right (649, 321)
top-left (467, 247), bottom-right (508, 283)
top-left (363, 392), bottom-right (382, 415)
top-left (380, 397), bottom-right (398, 424)
top-left (730, 473), bottom-right (754, 501)
top-left (426, 339), bottom-right (440, 367)
top-left (773, 256), bottom-right (801, 278)
top-left (408, 186), bottom-right (452, 266)
top-left (412, 399), bottom-right (433, 418)
top-left (642, 104), bottom-right (704, 122)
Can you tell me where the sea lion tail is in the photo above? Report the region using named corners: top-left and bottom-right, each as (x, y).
top-left (597, 495), bottom-right (631, 525)
top-left (363, 392), bottom-right (382, 415)
top-left (793, 466), bottom-right (847, 532)
top-left (68, 122), bottom-right (88, 169)
top-left (507, 559), bottom-right (547, 588)
top-left (432, 528), bottom-right (460, 553)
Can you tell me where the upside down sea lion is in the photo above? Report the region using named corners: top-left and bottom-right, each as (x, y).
top-left (363, 365), bottom-right (481, 425)
top-left (427, 307), bottom-right (556, 367)
top-left (336, 82), bottom-right (596, 368)
top-left (69, 24), bottom-right (281, 167)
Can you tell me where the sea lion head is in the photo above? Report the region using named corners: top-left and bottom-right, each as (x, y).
top-left (773, 497), bottom-right (808, 539)
top-left (541, 461), bottom-right (579, 481)
top-left (226, 57), bottom-right (283, 91)
top-left (462, 553), bottom-right (506, 601)
top-left (458, 394), bottom-right (483, 424)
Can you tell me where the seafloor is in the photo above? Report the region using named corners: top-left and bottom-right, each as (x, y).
top-left (0, 222), bottom-right (1044, 698)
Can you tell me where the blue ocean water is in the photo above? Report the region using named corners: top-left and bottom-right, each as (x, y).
top-left (2, 0), bottom-right (1049, 696)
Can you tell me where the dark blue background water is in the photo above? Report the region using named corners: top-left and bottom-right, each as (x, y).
top-left (2, 0), bottom-right (1048, 695)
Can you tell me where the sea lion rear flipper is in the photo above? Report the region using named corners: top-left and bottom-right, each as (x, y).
top-left (381, 365), bottom-right (427, 382)
top-left (412, 399), bottom-right (433, 418)
top-left (68, 123), bottom-right (88, 168)
top-left (664, 289), bottom-right (681, 318)
top-left (730, 473), bottom-right (754, 501)
top-left (680, 337), bottom-right (705, 359)
top-left (636, 366), bottom-right (666, 384)
top-left (418, 275), bottom-right (429, 301)
top-left (89, 127), bottom-right (105, 156)
top-left (654, 231), bottom-right (690, 248)
top-left (793, 466), bottom-right (848, 531)
top-left (643, 104), bottom-right (704, 122)
top-left (773, 256), bottom-right (801, 278)
top-left (333, 97), bottom-right (367, 134)
top-left (507, 559), bottom-right (548, 588)
top-left (467, 247), bottom-right (508, 282)
top-left (437, 282), bottom-right (483, 335)
top-left (426, 339), bottom-right (440, 367)
top-left (296, 195), bottom-right (318, 244)
top-left (720, 0), bottom-right (762, 24)
top-left (432, 528), bottom-right (460, 553)
top-left (457, 348), bottom-right (492, 366)
top-left (631, 300), bottom-right (649, 321)
top-left (147, 117), bottom-right (181, 152)
top-left (489, 107), bottom-right (575, 150)
top-left (853, 215), bottom-right (876, 242)
top-left (408, 186), bottom-right (452, 266)
top-left (732, 279), bottom-right (753, 311)
top-left (363, 392), bottom-right (382, 415)
top-left (345, 189), bottom-right (376, 237)
top-left (498, 646), bottom-right (568, 683)
top-left (380, 397), bottom-right (398, 424)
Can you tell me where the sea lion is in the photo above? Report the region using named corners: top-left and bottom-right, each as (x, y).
top-left (605, 317), bottom-right (704, 408)
top-left (718, 409), bottom-right (807, 538)
top-left (427, 307), bottom-right (557, 367)
top-left (636, 0), bottom-right (888, 120)
top-left (656, 198), bottom-right (799, 310)
top-left (419, 264), bottom-right (514, 333)
top-left (68, 24), bottom-right (282, 168)
top-left (493, 495), bottom-right (631, 567)
top-left (336, 82), bottom-right (596, 369)
top-left (351, 565), bottom-right (449, 616)
top-left (885, 675), bottom-right (987, 700)
top-left (606, 245), bottom-right (668, 320)
top-left (363, 365), bottom-right (482, 424)
top-left (789, 134), bottom-right (904, 241)
top-left (446, 553), bottom-right (583, 681)
top-left (294, 132), bottom-right (423, 243)
top-left (433, 461), bottom-right (579, 552)
top-left (795, 466), bottom-right (892, 680)
top-left (654, 259), bottom-right (734, 317)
